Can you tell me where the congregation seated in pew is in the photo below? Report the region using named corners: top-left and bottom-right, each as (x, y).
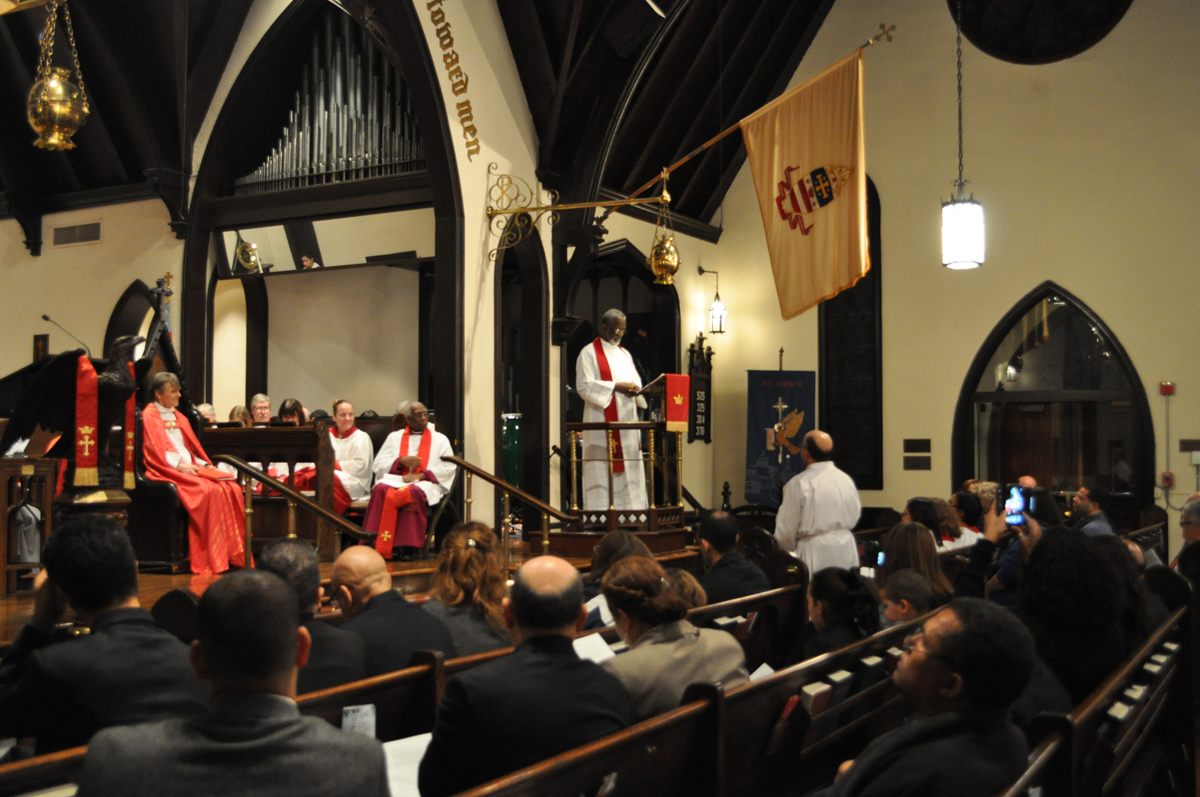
top-left (330, 545), bottom-right (456, 676)
top-left (0, 515), bottom-right (207, 756)
top-left (142, 372), bottom-right (245, 575)
top-left (878, 569), bottom-right (933, 627)
top-left (876, 522), bottom-right (953, 607)
top-left (422, 522), bottom-right (511, 656)
top-left (418, 555), bottom-right (632, 797)
top-left (823, 598), bottom-right (1034, 797)
top-left (698, 511), bottom-right (772, 605)
top-left (257, 539), bottom-right (366, 695)
top-left (600, 555), bottom-right (748, 721)
top-left (76, 570), bottom-right (390, 797)
top-left (366, 402), bottom-right (455, 560)
top-left (581, 530), bottom-right (652, 629)
top-left (787, 567), bottom-right (880, 665)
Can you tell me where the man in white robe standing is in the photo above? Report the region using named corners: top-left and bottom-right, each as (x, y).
top-left (575, 309), bottom-right (648, 511)
top-left (363, 402), bottom-right (455, 560)
top-left (774, 430), bottom-right (861, 574)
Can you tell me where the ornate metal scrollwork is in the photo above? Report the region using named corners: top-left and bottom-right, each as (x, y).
top-left (487, 163), bottom-right (559, 260)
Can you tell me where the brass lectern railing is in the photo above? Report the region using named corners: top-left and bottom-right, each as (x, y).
top-left (565, 421), bottom-right (686, 533)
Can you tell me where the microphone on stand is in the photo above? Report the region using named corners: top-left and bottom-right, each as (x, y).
top-left (42, 314), bottom-right (92, 358)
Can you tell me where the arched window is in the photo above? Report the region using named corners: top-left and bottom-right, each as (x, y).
top-left (951, 282), bottom-right (1154, 526)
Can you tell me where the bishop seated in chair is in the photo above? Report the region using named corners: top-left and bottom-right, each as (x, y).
top-left (140, 372), bottom-right (246, 575)
top-left (363, 402), bottom-right (455, 559)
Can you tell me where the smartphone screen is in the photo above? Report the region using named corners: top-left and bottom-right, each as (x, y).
top-left (1004, 486), bottom-right (1026, 525)
top-left (876, 551), bottom-right (886, 566)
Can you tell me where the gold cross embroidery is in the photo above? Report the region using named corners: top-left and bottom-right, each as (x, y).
top-left (78, 426), bottom-right (95, 456)
top-left (381, 531), bottom-right (392, 541)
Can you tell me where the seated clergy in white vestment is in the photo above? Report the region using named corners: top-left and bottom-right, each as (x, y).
top-left (291, 400), bottom-right (374, 514)
top-left (774, 430), bottom-right (862, 574)
top-left (575, 308), bottom-right (648, 511)
top-left (363, 402), bottom-right (455, 558)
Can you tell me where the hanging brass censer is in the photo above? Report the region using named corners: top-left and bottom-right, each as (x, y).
top-left (27, 0), bottom-right (89, 150)
top-left (647, 169), bottom-right (679, 285)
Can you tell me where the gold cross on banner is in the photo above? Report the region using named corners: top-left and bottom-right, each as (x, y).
top-left (77, 426), bottom-right (95, 456)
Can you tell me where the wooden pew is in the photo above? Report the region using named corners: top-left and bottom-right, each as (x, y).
top-left (1027, 604), bottom-right (1194, 797)
top-left (687, 585), bottom-right (806, 672)
top-left (198, 423), bottom-right (339, 561)
top-left (717, 615), bottom-right (921, 797)
top-left (0, 746), bottom-right (86, 797)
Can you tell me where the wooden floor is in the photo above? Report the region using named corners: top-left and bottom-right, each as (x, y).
top-left (0, 549), bottom-right (700, 649)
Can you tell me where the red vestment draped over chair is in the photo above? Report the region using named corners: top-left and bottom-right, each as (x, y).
top-left (140, 405), bottom-right (246, 575)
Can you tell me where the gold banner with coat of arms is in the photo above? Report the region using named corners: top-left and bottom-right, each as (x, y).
top-left (739, 49), bottom-right (868, 320)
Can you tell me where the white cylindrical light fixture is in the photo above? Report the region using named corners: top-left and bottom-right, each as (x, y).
top-left (941, 197), bottom-right (985, 270)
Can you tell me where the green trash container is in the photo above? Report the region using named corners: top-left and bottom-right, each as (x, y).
top-left (500, 413), bottom-right (522, 487)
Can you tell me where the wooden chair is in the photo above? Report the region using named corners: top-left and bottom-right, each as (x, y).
top-left (126, 410), bottom-right (191, 572)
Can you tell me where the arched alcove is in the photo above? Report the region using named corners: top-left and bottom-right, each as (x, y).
top-left (951, 282), bottom-right (1155, 524)
top-left (181, 0), bottom-right (464, 439)
top-left (104, 281), bottom-right (157, 359)
top-left (495, 221), bottom-right (551, 521)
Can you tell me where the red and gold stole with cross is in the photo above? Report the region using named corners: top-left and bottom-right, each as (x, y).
top-left (591, 337), bottom-right (626, 473)
top-left (395, 428), bottom-right (433, 474)
top-left (74, 355), bottom-right (99, 486)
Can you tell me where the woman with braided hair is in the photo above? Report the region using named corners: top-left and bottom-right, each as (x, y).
top-left (600, 556), bottom-right (748, 720)
top-left (421, 522), bottom-right (511, 655)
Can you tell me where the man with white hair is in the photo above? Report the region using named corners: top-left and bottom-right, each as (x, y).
top-left (1171, 499), bottom-right (1200, 569)
top-left (575, 308), bottom-right (647, 510)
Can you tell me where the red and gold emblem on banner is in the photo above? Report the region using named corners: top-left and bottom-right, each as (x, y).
top-left (74, 355), bottom-right (99, 486)
top-left (776, 165), bottom-right (852, 234)
top-left (665, 374), bottom-right (690, 433)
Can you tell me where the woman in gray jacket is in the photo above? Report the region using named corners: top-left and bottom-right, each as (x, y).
top-left (601, 556), bottom-right (748, 720)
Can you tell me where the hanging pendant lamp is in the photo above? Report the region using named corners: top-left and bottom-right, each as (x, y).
top-left (942, 0), bottom-right (984, 270)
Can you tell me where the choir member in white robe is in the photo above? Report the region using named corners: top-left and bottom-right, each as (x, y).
top-left (293, 400), bottom-right (373, 514)
top-left (363, 402), bottom-right (456, 558)
top-left (774, 431), bottom-right (861, 574)
top-left (575, 309), bottom-right (648, 511)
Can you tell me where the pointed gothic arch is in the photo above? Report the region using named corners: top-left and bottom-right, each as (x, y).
top-left (951, 281), bottom-right (1155, 522)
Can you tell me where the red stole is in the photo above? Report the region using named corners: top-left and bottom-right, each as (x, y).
top-left (396, 429), bottom-right (433, 474)
top-left (592, 338), bottom-right (626, 473)
top-left (331, 426), bottom-right (359, 439)
top-left (123, 363), bottom-right (136, 489)
top-left (74, 355), bottom-right (99, 486)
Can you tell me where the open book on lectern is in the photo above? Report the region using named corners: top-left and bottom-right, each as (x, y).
top-left (639, 374), bottom-right (668, 393)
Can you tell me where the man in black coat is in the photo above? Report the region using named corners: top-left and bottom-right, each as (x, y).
top-left (698, 511), bottom-right (771, 605)
top-left (76, 570), bottom-right (389, 797)
top-left (418, 555), bottom-right (632, 797)
top-left (828, 598), bottom-right (1032, 797)
top-left (331, 545), bottom-right (456, 675)
top-left (258, 539), bottom-right (366, 694)
top-left (0, 515), bottom-right (207, 754)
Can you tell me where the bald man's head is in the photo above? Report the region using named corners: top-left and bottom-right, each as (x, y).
top-left (330, 546), bottom-right (393, 618)
top-left (508, 556), bottom-right (584, 634)
top-left (803, 430), bottom-right (834, 463)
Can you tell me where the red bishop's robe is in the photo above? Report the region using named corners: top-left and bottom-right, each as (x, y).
top-left (141, 404), bottom-right (246, 575)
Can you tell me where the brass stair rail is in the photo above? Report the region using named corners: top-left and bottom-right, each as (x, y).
top-left (442, 456), bottom-right (575, 565)
top-left (213, 456), bottom-right (375, 556)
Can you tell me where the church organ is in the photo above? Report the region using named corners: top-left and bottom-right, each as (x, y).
top-left (232, 10), bottom-right (424, 195)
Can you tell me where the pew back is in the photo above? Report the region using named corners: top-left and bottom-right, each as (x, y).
top-left (688, 585), bottom-right (806, 672)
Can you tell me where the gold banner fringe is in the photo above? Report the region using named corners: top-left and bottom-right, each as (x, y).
top-left (74, 467), bottom-right (99, 487)
top-left (665, 421), bottom-right (688, 433)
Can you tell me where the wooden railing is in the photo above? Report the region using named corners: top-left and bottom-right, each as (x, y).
top-left (213, 455), bottom-right (374, 559)
top-left (442, 455), bottom-right (574, 563)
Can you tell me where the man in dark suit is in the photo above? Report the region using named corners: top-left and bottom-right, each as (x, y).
top-left (332, 545), bottom-right (456, 675)
top-left (827, 598), bottom-right (1032, 797)
top-left (258, 539), bottom-right (366, 694)
top-left (418, 555), bottom-right (632, 797)
top-left (77, 570), bottom-right (389, 797)
top-left (0, 515), bottom-right (207, 754)
top-left (698, 511), bottom-right (771, 605)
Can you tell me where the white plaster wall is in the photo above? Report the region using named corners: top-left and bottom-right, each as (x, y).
top-left (0, 199), bottom-right (183, 376)
top-left (733, 0), bottom-right (1200, 550)
top-left (265, 267), bottom-right (420, 415)
top-left (415, 0), bottom-right (540, 526)
top-left (211, 279), bottom-right (248, 416)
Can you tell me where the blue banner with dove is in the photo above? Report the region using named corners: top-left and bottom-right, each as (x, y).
top-left (745, 370), bottom-right (816, 506)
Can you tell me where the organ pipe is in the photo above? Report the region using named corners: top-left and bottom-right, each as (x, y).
top-left (233, 9), bottom-right (424, 194)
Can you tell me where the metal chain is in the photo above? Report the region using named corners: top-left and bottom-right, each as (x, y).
top-left (36, 0), bottom-right (58, 84)
top-left (955, 0), bottom-right (965, 195)
top-left (61, 1), bottom-right (88, 109)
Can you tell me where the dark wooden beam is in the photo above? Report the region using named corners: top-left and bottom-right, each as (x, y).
top-left (538, 0), bottom-right (583, 169)
top-left (496, 0), bottom-right (558, 147)
top-left (199, 171), bottom-right (433, 229)
top-left (184, 0), bottom-right (252, 151)
top-left (697, 0), bottom-right (836, 222)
